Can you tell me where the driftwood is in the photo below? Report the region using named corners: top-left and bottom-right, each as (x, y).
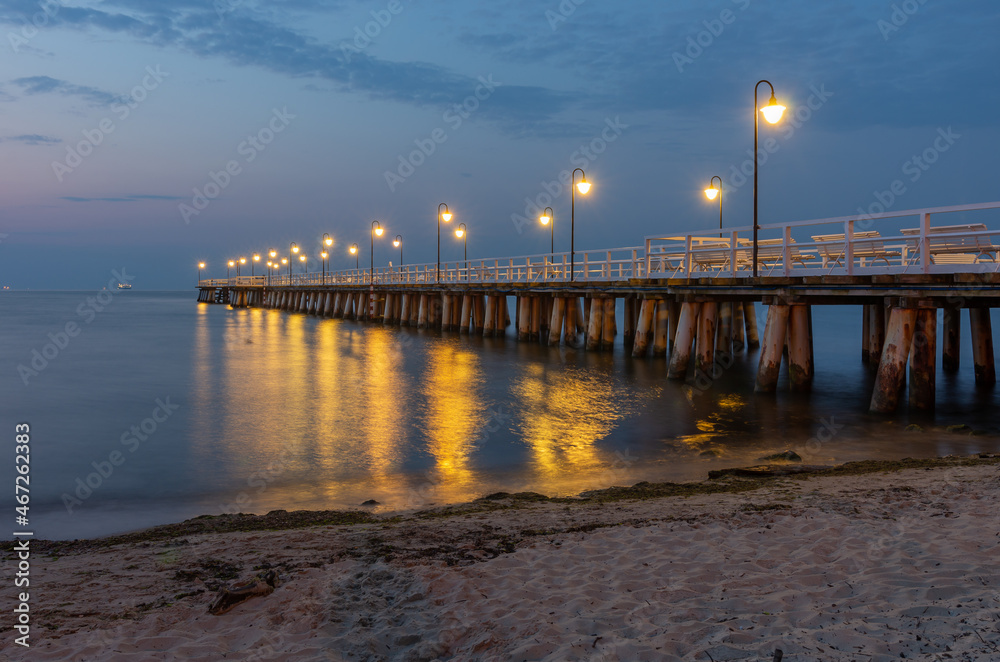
top-left (208, 570), bottom-right (279, 615)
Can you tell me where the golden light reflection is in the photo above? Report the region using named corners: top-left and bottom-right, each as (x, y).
top-left (421, 344), bottom-right (485, 490)
top-left (512, 364), bottom-right (621, 483)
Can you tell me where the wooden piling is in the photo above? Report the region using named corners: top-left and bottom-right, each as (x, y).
top-left (564, 297), bottom-right (580, 347)
top-left (717, 302), bottom-right (732, 359)
top-left (667, 302), bottom-right (700, 379)
top-left (788, 305), bottom-right (814, 391)
top-left (548, 297), bottom-right (565, 346)
top-left (652, 301), bottom-right (669, 357)
top-left (744, 302), bottom-right (760, 349)
top-left (908, 308), bottom-right (937, 410)
top-left (601, 297), bottom-right (616, 350)
top-left (530, 297), bottom-right (541, 340)
top-left (754, 304), bottom-right (790, 393)
top-left (632, 299), bottom-right (655, 357)
top-left (586, 298), bottom-right (603, 351)
top-left (695, 302), bottom-right (717, 377)
top-left (732, 301), bottom-right (745, 351)
top-left (942, 307), bottom-right (961, 372)
top-left (869, 304), bottom-right (886, 365)
top-left (862, 304), bottom-right (872, 363)
top-left (970, 308), bottom-right (996, 386)
top-left (623, 296), bottom-right (636, 347)
top-left (870, 308), bottom-right (918, 413)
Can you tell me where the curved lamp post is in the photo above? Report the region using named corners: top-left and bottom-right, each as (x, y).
top-left (705, 176), bottom-right (723, 237)
top-left (238, 256), bottom-right (246, 277)
top-left (320, 250), bottom-right (328, 284)
top-left (198, 262), bottom-right (205, 285)
top-left (298, 254), bottom-right (307, 278)
top-left (437, 202), bottom-right (452, 283)
top-left (227, 259), bottom-right (235, 280)
top-left (753, 80), bottom-right (786, 277)
top-left (266, 260), bottom-right (273, 287)
top-left (349, 243), bottom-right (359, 271)
top-left (371, 220), bottom-right (383, 284)
top-left (570, 168), bottom-right (591, 282)
top-left (539, 206), bottom-right (554, 257)
top-left (393, 235), bottom-right (402, 267)
top-left (289, 242), bottom-right (299, 277)
top-left (268, 248), bottom-right (277, 283)
top-left (252, 253), bottom-right (260, 278)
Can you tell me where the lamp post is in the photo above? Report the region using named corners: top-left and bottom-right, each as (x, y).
top-left (370, 220), bottom-right (383, 284)
top-left (238, 256), bottom-right (246, 277)
top-left (227, 260), bottom-right (234, 280)
top-left (539, 206), bottom-right (554, 257)
top-left (299, 254), bottom-right (307, 278)
top-left (198, 262), bottom-right (205, 285)
top-left (289, 242), bottom-right (299, 277)
top-left (704, 176), bottom-right (723, 237)
top-left (252, 253), bottom-right (260, 278)
top-left (320, 250), bottom-right (328, 284)
top-left (266, 260), bottom-right (272, 287)
top-left (753, 80), bottom-right (786, 277)
top-left (393, 235), bottom-right (402, 266)
top-left (570, 168), bottom-right (591, 282)
top-left (268, 249), bottom-right (276, 286)
top-left (349, 243), bottom-right (359, 271)
top-left (322, 233), bottom-right (333, 285)
top-left (455, 223), bottom-right (467, 280)
top-left (437, 202), bottom-right (452, 283)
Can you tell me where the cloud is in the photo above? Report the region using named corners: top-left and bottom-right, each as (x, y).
top-left (60, 194), bottom-right (184, 202)
top-left (10, 76), bottom-right (124, 106)
top-left (2, 134), bottom-right (61, 145)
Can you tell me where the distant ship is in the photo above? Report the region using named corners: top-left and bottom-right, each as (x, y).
top-left (116, 283), bottom-right (132, 290)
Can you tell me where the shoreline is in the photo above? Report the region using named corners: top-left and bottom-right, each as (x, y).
top-left (4, 454), bottom-right (1000, 660)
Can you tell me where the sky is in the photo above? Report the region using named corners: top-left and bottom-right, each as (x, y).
top-left (0, 0), bottom-right (997, 289)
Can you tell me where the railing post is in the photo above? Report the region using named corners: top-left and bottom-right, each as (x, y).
top-left (644, 240), bottom-right (651, 278)
top-left (684, 236), bottom-right (692, 278)
top-left (730, 231), bottom-right (739, 277)
top-left (920, 211), bottom-right (931, 274)
top-left (845, 219), bottom-right (855, 275)
top-left (782, 226), bottom-right (792, 276)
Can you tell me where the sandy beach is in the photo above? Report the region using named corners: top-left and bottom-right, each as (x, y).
top-left (4, 456), bottom-right (1000, 661)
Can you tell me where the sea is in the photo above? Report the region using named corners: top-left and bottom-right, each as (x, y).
top-left (3, 291), bottom-right (999, 540)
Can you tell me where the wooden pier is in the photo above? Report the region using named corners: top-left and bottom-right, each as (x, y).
top-left (197, 202), bottom-right (1000, 414)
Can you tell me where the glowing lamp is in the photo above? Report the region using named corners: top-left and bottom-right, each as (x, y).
top-left (760, 95), bottom-right (786, 124)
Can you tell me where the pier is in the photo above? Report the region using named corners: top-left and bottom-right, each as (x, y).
top-left (198, 202), bottom-right (1000, 414)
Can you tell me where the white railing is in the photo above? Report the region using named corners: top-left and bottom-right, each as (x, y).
top-left (198, 247), bottom-right (646, 287)
top-left (645, 201), bottom-right (1000, 278)
top-left (195, 201), bottom-right (1000, 289)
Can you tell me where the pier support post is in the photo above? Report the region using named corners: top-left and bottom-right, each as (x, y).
top-left (754, 304), bottom-right (790, 393)
top-left (517, 297), bottom-right (530, 340)
top-left (667, 302), bottom-right (701, 380)
top-left (529, 297), bottom-right (541, 340)
top-left (788, 304), bottom-right (814, 391)
top-left (461, 295), bottom-right (473, 334)
top-left (869, 304), bottom-right (886, 365)
top-left (417, 294), bottom-right (428, 328)
top-left (441, 294), bottom-right (453, 332)
top-left (575, 298), bottom-right (585, 335)
top-left (743, 302), bottom-right (760, 349)
top-left (586, 298), bottom-right (603, 351)
top-left (908, 308), bottom-right (937, 410)
top-left (564, 297), bottom-right (580, 347)
top-left (548, 297), bottom-right (565, 346)
top-left (732, 301), bottom-right (745, 351)
top-left (695, 302), bottom-right (717, 376)
top-left (862, 305), bottom-right (871, 363)
top-left (869, 308), bottom-right (918, 413)
top-left (942, 307), bottom-right (960, 372)
top-left (652, 300), bottom-right (669, 357)
top-left (400, 294), bottom-right (411, 326)
top-left (717, 302), bottom-right (733, 359)
top-left (970, 308), bottom-right (996, 386)
top-left (602, 297), bottom-right (616, 350)
top-left (623, 297), bottom-right (636, 347)
top-left (632, 299), bottom-right (655, 357)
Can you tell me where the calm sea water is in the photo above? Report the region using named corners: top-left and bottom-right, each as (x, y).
top-left (3, 291), bottom-right (999, 540)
